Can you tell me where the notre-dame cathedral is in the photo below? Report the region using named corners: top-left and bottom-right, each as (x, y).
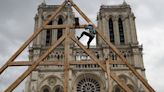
top-left (25, 1), bottom-right (148, 92)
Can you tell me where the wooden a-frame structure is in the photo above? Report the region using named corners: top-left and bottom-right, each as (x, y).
top-left (0, 0), bottom-right (155, 92)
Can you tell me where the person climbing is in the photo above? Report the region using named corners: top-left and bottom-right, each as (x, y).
top-left (77, 23), bottom-right (96, 49)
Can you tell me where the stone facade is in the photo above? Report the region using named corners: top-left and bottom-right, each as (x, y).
top-left (25, 2), bottom-right (148, 92)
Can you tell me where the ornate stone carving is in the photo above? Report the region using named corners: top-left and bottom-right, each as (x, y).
top-left (77, 78), bottom-right (100, 92)
top-left (39, 73), bottom-right (45, 79)
top-left (48, 77), bottom-right (56, 86)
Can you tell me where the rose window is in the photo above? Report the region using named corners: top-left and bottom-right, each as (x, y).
top-left (77, 78), bottom-right (100, 92)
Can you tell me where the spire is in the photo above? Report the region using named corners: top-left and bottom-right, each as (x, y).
top-left (123, 0), bottom-right (127, 5)
top-left (42, 0), bottom-right (46, 5)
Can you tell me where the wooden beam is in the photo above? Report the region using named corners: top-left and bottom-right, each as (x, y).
top-left (70, 35), bottom-right (132, 92)
top-left (106, 61), bottom-right (111, 92)
top-left (44, 24), bottom-right (86, 29)
top-left (5, 35), bottom-right (66, 92)
top-left (64, 27), bottom-right (70, 92)
top-left (8, 61), bottom-right (63, 66)
top-left (0, 1), bottom-right (67, 75)
top-left (70, 1), bottom-right (155, 92)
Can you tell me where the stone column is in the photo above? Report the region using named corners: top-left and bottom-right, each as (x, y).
top-left (129, 13), bottom-right (138, 44)
top-left (33, 15), bottom-right (38, 46)
top-left (105, 15), bottom-right (110, 40)
top-left (96, 15), bottom-right (101, 45)
top-left (124, 16), bottom-right (131, 44)
top-left (38, 14), bottom-right (45, 46)
top-left (99, 14), bottom-right (107, 45)
top-left (113, 16), bottom-right (120, 45)
top-left (30, 71), bottom-right (38, 92)
top-left (35, 14), bottom-right (43, 46)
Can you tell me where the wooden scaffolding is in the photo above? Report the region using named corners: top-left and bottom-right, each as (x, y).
top-left (0, 0), bottom-right (155, 92)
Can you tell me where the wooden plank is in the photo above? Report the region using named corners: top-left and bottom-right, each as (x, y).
top-left (44, 24), bottom-right (86, 29)
top-left (0, 1), bottom-right (67, 75)
top-left (5, 35), bottom-right (66, 92)
top-left (64, 27), bottom-right (70, 92)
top-left (106, 61), bottom-right (111, 92)
top-left (8, 61), bottom-right (63, 66)
top-left (70, 1), bottom-right (155, 92)
top-left (70, 35), bottom-right (132, 92)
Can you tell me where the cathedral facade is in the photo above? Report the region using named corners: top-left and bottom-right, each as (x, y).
top-left (25, 2), bottom-right (148, 92)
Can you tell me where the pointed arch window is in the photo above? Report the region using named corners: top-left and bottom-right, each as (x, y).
top-left (57, 18), bottom-right (63, 40)
top-left (46, 21), bottom-right (53, 46)
top-left (118, 18), bottom-right (125, 44)
top-left (115, 87), bottom-right (121, 92)
top-left (41, 85), bottom-right (50, 92)
top-left (109, 18), bottom-right (115, 43)
top-left (53, 85), bottom-right (64, 92)
top-left (113, 85), bottom-right (123, 92)
top-left (43, 88), bottom-right (49, 92)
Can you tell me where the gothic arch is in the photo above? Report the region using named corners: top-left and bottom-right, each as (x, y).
top-left (39, 75), bottom-right (63, 90)
top-left (41, 85), bottom-right (51, 92)
top-left (107, 15), bottom-right (114, 20)
top-left (112, 84), bottom-right (135, 92)
top-left (118, 74), bottom-right (136, 86)
top-left (57, 14), bottom-right (66, 21)
top-left (53, 85), bottom-right (64, 92)
top-left (112, 85), bottom-right (124, 92)
top-left (112, 74), bottom-right (137, 92)
top-left (118, 75), bottom-right (128, 84)
top-left (127, 84), bottom-right (135, 92)
top-left (118, 15), bottom-right (124, 20)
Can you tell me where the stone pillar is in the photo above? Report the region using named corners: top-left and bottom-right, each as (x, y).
top-left (132, 48), bottom-right (141, 68)
top-left (37, 13), bottom-right (45, 46)
top-left (98, 14), bottom-right (107, 46)
top-left (124, 17), bottom-right (131, 44)
top-left (113, 16), bottom-right (120, 45)
top-left (30, 71), bottom-right (38, 92)
top-left (96, 15), bottom-right (102, 45)
top-left (33, 15), bottom-right (38, 46)
top-left (105, 16), bottom-right (110, 40)
top-left (129, 13), bottom-right (138, 44)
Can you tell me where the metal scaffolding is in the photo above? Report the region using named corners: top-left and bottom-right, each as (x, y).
top-left (0, 0), bottom-right (155, 92)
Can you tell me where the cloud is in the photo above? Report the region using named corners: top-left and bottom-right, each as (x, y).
top-left (0, 0), bottom-right (164, 92)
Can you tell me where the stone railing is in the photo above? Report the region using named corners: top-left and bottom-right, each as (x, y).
top-left (30, 46), bottom-right (132, 70)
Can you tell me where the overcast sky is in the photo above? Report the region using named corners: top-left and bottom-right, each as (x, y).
top-left (0, 0), bottom-right (164, 92)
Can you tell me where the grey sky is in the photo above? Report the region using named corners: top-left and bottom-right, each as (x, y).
top-left (0, 0), bottom-right (164, 92)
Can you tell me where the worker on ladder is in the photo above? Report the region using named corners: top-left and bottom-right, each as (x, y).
top-left (77, 22), bottom-right (96, 49)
